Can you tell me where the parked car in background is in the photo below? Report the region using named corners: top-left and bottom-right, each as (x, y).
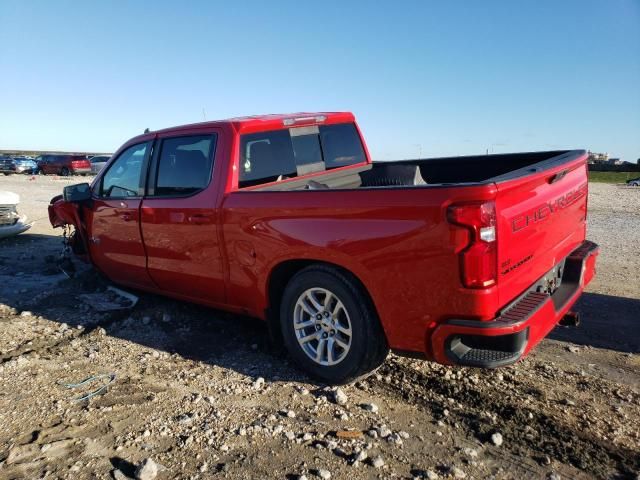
top-left (36, 154), bottom-right (91, 176)
top-left (89, 155), bottom-right (111, 174)
top-left (627, 177), bottom-right (640, 186)
top-left (49, 112), bottom-right (598, 383)
top-left (0, 156), bottom-right (17, 175)
top-left (13, 157), bottom-right (38, 174)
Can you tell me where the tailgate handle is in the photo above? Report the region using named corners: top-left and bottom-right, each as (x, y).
top-left (548, 170), bottom-right (568, 184)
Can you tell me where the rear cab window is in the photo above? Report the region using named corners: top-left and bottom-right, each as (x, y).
top-left (238, 123), bottom-right (366, 189)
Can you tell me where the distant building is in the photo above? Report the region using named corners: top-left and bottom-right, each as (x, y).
top-left (587, 151), bottom-right (609, 164)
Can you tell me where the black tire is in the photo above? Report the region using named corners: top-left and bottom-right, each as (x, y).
top-left (280, 265), bottom-right (389, 384)
top-left (60, 167), bottom-right (70, 176)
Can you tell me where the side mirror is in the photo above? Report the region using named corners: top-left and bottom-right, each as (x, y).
top-left (63, 183), bottom-right (92, 202)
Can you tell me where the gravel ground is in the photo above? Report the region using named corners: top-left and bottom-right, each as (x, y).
top-left (0, 175), bottom-right (639, 480)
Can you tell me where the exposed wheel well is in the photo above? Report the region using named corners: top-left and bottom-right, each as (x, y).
top-left (265, 260), bottom-right (382, 348)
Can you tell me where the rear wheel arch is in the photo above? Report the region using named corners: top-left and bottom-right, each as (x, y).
top-left (274, 261), bottom-right (389, 383)
top-left (265, 259), bottom-right (385, 348)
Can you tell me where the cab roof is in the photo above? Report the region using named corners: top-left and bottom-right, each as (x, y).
top-left (152, 112), bottom-right (355, 135)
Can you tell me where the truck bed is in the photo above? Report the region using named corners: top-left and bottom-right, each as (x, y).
top-left (247, 150), bottom-right (583, 190)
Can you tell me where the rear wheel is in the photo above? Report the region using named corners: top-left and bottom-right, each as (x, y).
top-left (60, 167), bottom-right (70, 176)
top-left (280, 265), bottom-right (389, 384)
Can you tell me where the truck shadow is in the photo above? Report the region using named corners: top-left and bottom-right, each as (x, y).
top-left (0, 233), bottom-right (310, 384)
top-left (549, 292), bottom-right (640, 353)
top-left (1, 233), bottom-right (638, 386)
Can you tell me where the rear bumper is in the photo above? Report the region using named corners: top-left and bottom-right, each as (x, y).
top-left (71, 167), bottom-right (91, 174)
top-left (430, 240), bottom-right (599, 368)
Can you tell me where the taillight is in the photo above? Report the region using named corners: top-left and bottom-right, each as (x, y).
top-left (447, 201), bottom-right (497, 288)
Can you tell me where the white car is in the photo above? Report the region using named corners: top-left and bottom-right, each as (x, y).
top-left (90, 155), bottom-right (111, 174)
top-left (0, 191), bottom-right (32, 238)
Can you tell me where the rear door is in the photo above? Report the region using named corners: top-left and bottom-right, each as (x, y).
top-left (88, 141), bottom-right (155, 289)
top-left (494, 152), bottom-right (589, 306)
top-left (140, 130), bottom-right (225, 303)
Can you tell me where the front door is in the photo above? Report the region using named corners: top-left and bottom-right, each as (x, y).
top-left (140, 131), bottom-right (225, 304)
top-left (88, 141), bottom-right (155, 289)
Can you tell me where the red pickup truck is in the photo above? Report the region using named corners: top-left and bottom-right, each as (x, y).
top-left (49, 112), bottom-right (598, 384)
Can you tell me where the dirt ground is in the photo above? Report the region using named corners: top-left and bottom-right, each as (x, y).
top-left (0, 175), bottom-right (639, 480)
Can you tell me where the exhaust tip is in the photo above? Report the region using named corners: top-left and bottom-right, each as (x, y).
top-left (559, 311), bottom-right (581, 327)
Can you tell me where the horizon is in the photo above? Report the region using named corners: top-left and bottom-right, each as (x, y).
top-left (0, 1), bottom-right (638, 162)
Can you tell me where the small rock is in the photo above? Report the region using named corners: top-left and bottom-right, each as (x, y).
top-left (353, 450), bottom-right (368, 463)
top-left (333, 388), bottom-right (348, 405)
top-left (142, 316), bottom-right (151, 325)
top-left (316, 468), bottom-right (331, 479)
top-left (362, 403), bottom-right (379, 413)
top-left (377, 426), bottom-right (392, 438)
top-left (20, 311), bottom-right (32, 317)
top-left (548, 473), bottom-right (562, 480)
top-left (161, 313), bottom-right (171, 322)
top-left (297, 475), bottom-right (309, 480)
top-left (176, 413), bottom-right (192, 424)
top-left (253, 377), bottom-right (265, 389)
top-left (112, 469), bottom-right (129, 480)
top-left (425, 471), bottom-right (438, 480)
top-left (452, 467), bottom-right (466, 479)
top-left (135, 458), bottom-right (158, 480)
top-left (370, 455), bottom-right (385, 468)
top-left (286, 410), bottom-right (296, 418)
top-left (491, 432), bottom-right (503, 447)
top-left (463, 447), bottom-right (478, 458)
top-left (566, 345), bottom-right (580, 353)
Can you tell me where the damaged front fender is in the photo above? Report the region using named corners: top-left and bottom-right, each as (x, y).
top-left (48, 194), bottom-right (90, 259)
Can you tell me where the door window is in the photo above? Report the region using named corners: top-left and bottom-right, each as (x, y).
top-left (152, 134), bottom-right (216, 196)
top-left (100, 142), bottom-right (149, 198)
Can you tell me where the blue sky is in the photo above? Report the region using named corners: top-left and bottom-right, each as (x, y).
top-left (1, 0), bottom-right (639, 161)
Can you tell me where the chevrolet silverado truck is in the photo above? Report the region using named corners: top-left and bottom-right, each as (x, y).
top-left (49, 112), bottom-right (598, 384)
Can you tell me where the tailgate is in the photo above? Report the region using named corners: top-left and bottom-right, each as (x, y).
top-left (494, 151), bottom-right (589, 307)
